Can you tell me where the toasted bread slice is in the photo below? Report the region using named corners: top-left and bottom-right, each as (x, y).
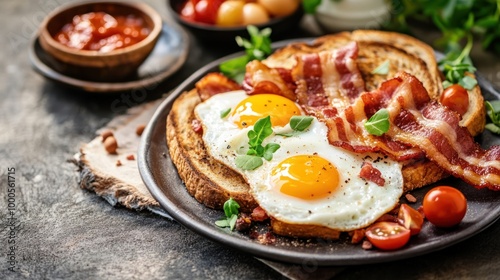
top-left (167, 89), bottom-right (258, 212)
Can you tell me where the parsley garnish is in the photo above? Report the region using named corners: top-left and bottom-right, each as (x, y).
top-left (371, 60), bottom-right (390, 75)
top-left (235, 116), bottom-right (280, 170)
top-left (219, 26), bottom-right (272, 83)
top-left (220, 108), bottom-right (231, 118)
top-left (485, 100), bottom-right (500, 134)
top-left (365, 108), bottom-right (390, 136)
top-left (276, 116), bottom-right (314, 137)
top-left (215, 198), bottom-right (240, 231)
top-left (438, 34), bottom-right (478, 90)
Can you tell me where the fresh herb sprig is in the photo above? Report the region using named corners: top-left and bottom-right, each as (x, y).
top-left (385, 0), bottom-right (500, 54)
top-left (485, 100), bottom-right (500, 134)
top-left (365, 109), bottom-right (390, 136)
top-left (215, 198), bottom-right (240, 231)
top-left (276, 116), bottom-right (314, 137)
top-left (219, 26), bottom-right (272, 83)
top-left (438, 34), bottom-right (478, 90)
top-left (235, 116), bottom-right (280, 170)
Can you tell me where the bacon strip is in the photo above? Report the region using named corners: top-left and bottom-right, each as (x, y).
top-left (242, 60), bottom-right (296, 100)
top-left (345, 72), bottom-right (500, 190)
top-left (359, 162), bottom-right (385, 186)
top-left (292, 42), bottom-right (366, 110)
top-left (195, 72), bottom-right (242, 101)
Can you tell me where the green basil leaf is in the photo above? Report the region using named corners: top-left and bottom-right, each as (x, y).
top-left (442, 80), bottom-right (453, 89)
top-left (219, 55), bottom-right (249, 81)
top-left (220, 108), bottom-right (231, 118)
top-left (485, 101), bottom-right (500, 124)
top-left (263, 143), bottom-right (280, 161)
top-left (459, 75), bottom-right (477, 90)
top-left (365, 108), bottom-right (390, 136)
top-left (249, 116), bottom-right (272, 147)
top-left (223, 198), bottom-right (240, 217)
top-left (228, 214), bottom-right (238, 231)
top-left (290, 116), bottom-right (314, 131)
top-left (485, 123), bottom-right (500, 134)
top-left (235, 155), bottom-right (263, 170)
top-left (275, 131), bottom-right (299, 137)
top-left (371, 60), bottom-right (390, 75)
top-left (302, 0), bottom-right (322, 14)
top-left (215, 219), bottom-right (229, 228)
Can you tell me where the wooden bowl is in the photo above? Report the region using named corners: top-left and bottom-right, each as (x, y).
top-left (166, 0), bottom-right (304, 44)
top-left (39, 1), bottom-right (162, 82)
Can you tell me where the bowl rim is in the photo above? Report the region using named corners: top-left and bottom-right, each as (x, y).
top-left (166, 0), bottom-right (303, 32)
top-left (39, 0), bottom-right (163, 57)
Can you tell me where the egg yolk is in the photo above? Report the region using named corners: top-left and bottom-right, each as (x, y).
top-left (271, 155), bottom-right (339, 200)
top-left (230, 94), bottom-right (301, 128)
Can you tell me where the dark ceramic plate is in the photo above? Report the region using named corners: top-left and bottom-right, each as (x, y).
top-left (138, 39), bottom-right (500, 266)
top-left (29, 23), bottom-right (189, 93)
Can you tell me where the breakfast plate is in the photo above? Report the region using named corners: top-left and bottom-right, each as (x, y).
top-left (29, 23), bottom-right (189, 93)
top-left (138, 39), bottom-right (500, 266)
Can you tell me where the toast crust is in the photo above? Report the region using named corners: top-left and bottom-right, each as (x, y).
top-left (166, 32), bottom-right (485, 239)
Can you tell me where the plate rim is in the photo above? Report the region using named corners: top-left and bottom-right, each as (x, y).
top-left (138, 38), bottom-right (500, 266)
top-left (28, 22), bottom-right (189, 93)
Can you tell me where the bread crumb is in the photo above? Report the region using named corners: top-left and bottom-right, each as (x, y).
top-left (126, 154), bottom-right (135, 160)
top-left (116, 160), bottom-right (122, 166)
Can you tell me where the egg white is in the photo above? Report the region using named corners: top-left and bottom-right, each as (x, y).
top-left (195, 90), bottom-right (404, 231)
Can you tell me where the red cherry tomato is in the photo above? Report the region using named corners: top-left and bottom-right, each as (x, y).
top-left (180, 0), bottom-right (196, 22)
top-left (194, 0), bottom-right (224, 24)
top-left (398, 204), bottom-right (424, 235)
top-left (365, 222), bottom-right (411, 250)
top-left (440, 84), bottom-right (469, 116)
top-left (423, 186), bottom-right (467, 228)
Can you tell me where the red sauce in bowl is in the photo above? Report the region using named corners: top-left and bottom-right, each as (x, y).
top-left (54, 12), bottom-right (150, 52)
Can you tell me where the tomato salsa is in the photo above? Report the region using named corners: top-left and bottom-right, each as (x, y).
top-left (54, 12), bottom-right (150, 52)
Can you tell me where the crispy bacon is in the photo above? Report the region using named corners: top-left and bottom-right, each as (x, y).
top-left (359, 162), bottom-right (385, 186)
top-left (242, 60), bottom-right (296, 100)
top-left (351, 72), bottom-right (500, 190)
top-left (292, 42), bottom-right (366, 111)
top-left (195, 72), bottom-right (242, 101)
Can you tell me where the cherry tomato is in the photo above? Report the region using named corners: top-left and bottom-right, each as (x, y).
top-left (216, 1), bottom-right (244, 26)
top-left (257, 0), bottom-right (299, 17)
top-left (440, 84), bottom-right (469, 116)
top-left (398, 204), bottom-right (424, 235)
top-left (180, 0), bottom-right (196, 22)
top-left (194, 0), bottom-right (224, 24)
top-left (242, 3), bottom-right (270, 25)
top-left (423, 186), bottom-right (467, 228)
top-left (365, 222), bottom-right (411, 250)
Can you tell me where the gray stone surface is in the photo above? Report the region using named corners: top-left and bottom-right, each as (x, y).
top-left (1, 0), bottom-right (500, 279)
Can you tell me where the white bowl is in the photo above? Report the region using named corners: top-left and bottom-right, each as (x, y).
top-left (314, 0), bottom-right (390, 32)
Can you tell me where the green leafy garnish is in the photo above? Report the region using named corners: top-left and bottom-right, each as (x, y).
top-left (235, 116), bottom-right (280, 170)
top-left (485, 100), bottom-right (500, 134)
top-left (438, 34), bottom-right (478, 90)
top-left (302, 0), bottom-right (322, 14)
top-left (219, 26), bottom-right (272, 83)
top-left (220, 108), bottom-right (231, 118)
top-left (276, 116), bottom-right (314, 137)
top-left (235, 155), bottom-right (263, 170)
top-left (215, 198), bottom-right (240, 231)
top-left (365, 109), bottom-right (390, 136)
top-left (371, 60), bottom-right (390, 75)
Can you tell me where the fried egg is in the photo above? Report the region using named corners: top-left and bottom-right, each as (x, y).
top-left (195, 90), bottom-right (404, 231)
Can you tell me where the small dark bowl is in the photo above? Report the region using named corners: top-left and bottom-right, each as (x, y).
top-left (39, 0), bottom-right (162, 82)
top-left (166, 0), bottom-right (304, 44)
